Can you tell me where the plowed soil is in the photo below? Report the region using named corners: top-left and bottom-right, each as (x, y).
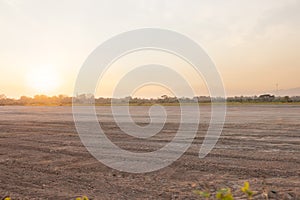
top-left (0, 105), bottom-right (299, 199)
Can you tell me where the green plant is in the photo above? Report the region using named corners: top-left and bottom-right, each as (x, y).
top-left (193, 182), bottom-right (258, 199)
top-left (241, 182), bottom-right (254, 199)
top-left (216, 188), bottom-right (234, 200)
top-left (193, 190), bottom-right (210, 199)
top-left (76, 196), bottom-right (89, 200)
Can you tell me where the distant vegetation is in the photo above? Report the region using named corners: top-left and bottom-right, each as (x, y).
top-left (0, 93), bottom-right (300, 106)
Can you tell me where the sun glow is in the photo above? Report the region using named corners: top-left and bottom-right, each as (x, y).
top-left (26, 67), bottom-right (60, 94)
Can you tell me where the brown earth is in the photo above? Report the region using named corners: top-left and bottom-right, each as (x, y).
top-left (0, 106), bottom-right (299, 199)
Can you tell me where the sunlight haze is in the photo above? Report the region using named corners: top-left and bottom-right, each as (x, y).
top-left (1, 0), bottom-right (300, 98)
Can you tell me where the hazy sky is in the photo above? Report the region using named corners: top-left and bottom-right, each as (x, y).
top-left (1, 0), bottom-right (300, 98)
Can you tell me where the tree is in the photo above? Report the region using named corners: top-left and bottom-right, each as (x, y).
top-left (19, 96), bottom-right (31, 105)
top-left (0, 94), bottom-right (7, 105)
top-left (0, 94), bottom-right (6, 99)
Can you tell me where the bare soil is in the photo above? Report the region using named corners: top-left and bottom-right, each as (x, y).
top-left (0, 105), bottom-right (299, 199)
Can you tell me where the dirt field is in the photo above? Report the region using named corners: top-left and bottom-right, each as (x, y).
top-left (0, 105), bottom-right (299, 199)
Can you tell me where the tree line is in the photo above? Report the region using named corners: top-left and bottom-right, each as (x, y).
top-left (0, 94), bottom-right (299, 106)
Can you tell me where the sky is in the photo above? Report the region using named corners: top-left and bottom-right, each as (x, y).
top-left (0, 0), bottom-right (300, 98)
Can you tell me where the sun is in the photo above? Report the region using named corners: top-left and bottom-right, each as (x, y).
top-left (26, 67), bottom-right (60, 94)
